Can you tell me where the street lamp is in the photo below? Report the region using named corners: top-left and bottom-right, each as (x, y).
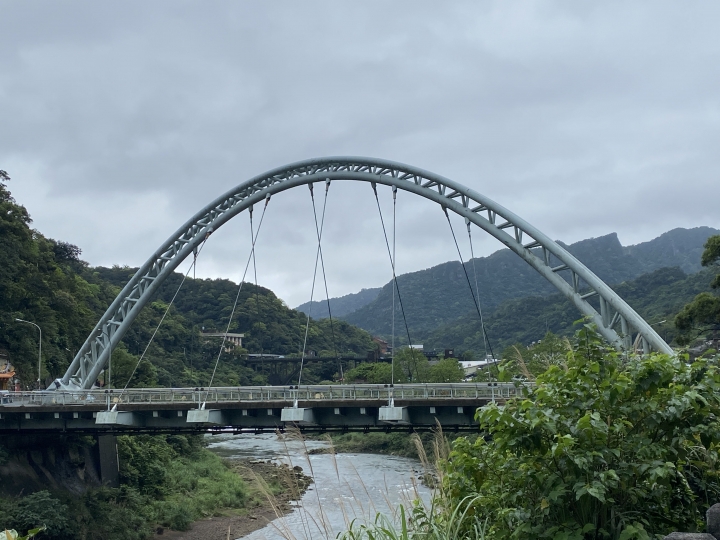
top-left (15, 318), bottom-right (42, 389)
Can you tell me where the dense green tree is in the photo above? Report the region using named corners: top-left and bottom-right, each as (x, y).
top-left (1, 434), bottom-right (248, 539)
top-left (109, 345), bottom-right (159, 389)
top-left (426, 356), bottom-right (465, 383)
top-left (343, 349), bottom-right (464, 384)
top-left (2, 491), bottom-right (72, 540)
top-left (394, 347), bottom-right (429, 382)
top-left (0, 172), bottom-right (103, 387)
top-left (343, 362), bottom-right (399, 384)
top-left (441, 327), bottom-right (720, 539)
top-left (675, 235), bottom-right (720, 345)
top-left (498, 332), bottom-right (569, 381)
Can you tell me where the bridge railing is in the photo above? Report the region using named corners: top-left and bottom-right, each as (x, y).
top-left (0, 382), bottom-right (530, 408)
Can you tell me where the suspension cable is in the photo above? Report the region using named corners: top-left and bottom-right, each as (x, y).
top-left (193, 246), bottom-right (197, 280)
top-left (311, 179), bottom-right (343, 382)
top-left (203, 195), bottom-right (271, 407)
top-left (115, 232), bottom-right (211, 405)
top-left (250, 205), bottom-right (264, 363)
top-left (442, 207), bottom-right (496, 378)
top-left (392, 186), bottom-right (396, 385)
top-left (297, 182), bottom-right (330, 388)
top-left (370, 183), bottom-right (414, 385)
top-left (467, 218), bottom-right (489, 361)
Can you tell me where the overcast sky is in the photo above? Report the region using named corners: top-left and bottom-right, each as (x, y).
top-left (2, 1), bottom-right (719, 308)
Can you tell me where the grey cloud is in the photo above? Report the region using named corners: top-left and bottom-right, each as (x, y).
top-left (1, 1), bottom-right (719, 307)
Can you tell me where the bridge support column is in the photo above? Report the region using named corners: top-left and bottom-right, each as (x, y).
top-left (96, 410), bottom-right (139, 426)
top-left (379, 406), bottom-right (409, 424)
top-left (281, 407), bottom-right (316, 424)
top-left (96, 435), bottom-right (119, 487)
top-left (187, 409), bottom-right (227, 424)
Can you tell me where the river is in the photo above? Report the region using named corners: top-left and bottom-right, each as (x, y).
top-left (207, 434), bottom-right (433, 540)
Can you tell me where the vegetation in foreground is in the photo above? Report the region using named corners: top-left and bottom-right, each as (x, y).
top-left (442, 329), bottom-right (720, 539)
top-left (0, 435), bottom-right (256, 540)
top-left (336, 330), bottom-right (720, 540)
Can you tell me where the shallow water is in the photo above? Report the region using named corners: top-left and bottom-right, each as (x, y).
top-left (207, 434), bottom-right (433, 540)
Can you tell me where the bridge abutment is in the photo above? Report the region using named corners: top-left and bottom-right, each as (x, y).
top-left (0, 434), bottom-right (104, 496)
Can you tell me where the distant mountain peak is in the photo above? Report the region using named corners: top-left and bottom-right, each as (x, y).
top-left (339, 226), bottom-right (720, 338)
top-left (296, 287), bottom-right (382, 319)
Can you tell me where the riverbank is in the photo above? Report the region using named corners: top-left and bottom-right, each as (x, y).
top-left (307, 432), bottom-right (423, 458)
top-left (307, 430), bottom-right (473, 459)
top-left (199, 433), bottom-right (434, 540)
top-left (155, 458), bottom-right (313, 540)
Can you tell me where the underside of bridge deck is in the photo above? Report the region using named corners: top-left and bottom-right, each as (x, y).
top-left (0, 399), bottom-right (499, 435)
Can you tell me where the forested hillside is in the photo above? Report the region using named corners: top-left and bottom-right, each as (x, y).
top-left (0, 173), bottom-right (374, 389)
top-left (296, 287), bottom-right (381, 319)
top-left (422, 266), bottom-right (716, 354)
top-left (341, 228), bottom-right (718, 338)
top-left (92, 266), bottom-right (374, 359)
top-left (0, 172), bottom-right (113, 386)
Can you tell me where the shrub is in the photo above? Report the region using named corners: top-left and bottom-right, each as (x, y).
top-left (9, 491), bottom-right (72, 540)
top-left (442, 327), bottom-right (720, 539)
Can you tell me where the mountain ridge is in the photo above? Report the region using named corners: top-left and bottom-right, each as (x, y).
top-left (296, 287), bottom-right (382, 319)
top-left (336, 227), bottom-right (719, 338)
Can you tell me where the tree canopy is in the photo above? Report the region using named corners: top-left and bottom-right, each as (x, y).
top-left (498, 332), bottom-right (569, 381)
top-left (675, 234), bottom-right (720, 345)
top-left (0, 172), bottom-right (107, 387)
top-left (343, 347), bottom-right (464, 384)
top-left (441, 328), bottom-right (720, 539)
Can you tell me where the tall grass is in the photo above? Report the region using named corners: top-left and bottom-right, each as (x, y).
top-left (149, 448), bottom-right (247, 529)
top-left (249, 425), bottom-right (488, 540)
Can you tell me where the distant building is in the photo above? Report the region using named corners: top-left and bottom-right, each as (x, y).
top-left (373, 337), bottom-right (389, 355)
top-left (0, 351), bottom-right (15, 391)
top-left (201, 332), bottom-right (244, 350)
top-left (459, 357), bottom-right (498, 377)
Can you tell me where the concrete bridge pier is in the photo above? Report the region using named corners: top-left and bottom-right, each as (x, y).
top-left (96, 434), bottom-right (119, 487)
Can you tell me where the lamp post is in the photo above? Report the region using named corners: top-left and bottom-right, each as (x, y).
top-left (16, 318), bottom-right (42, 389)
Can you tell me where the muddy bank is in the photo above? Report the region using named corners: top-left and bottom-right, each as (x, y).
top-left (154, 458), bottom-right (313, 540)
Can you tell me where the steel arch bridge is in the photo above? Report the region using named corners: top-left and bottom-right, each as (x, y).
top-left (56, 157), bottom-right (672, 390)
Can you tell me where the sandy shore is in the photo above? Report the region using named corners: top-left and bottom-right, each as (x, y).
top-left (152, 505), bottom-right (283, 540)
top-left (154, 459), bottom-right (312, 540)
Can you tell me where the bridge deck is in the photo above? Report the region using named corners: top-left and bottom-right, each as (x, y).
top-left (0, 382), bottom-right (528, 434)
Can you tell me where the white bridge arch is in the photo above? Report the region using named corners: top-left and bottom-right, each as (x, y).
top-left (58, 157), bottom-right (672, 390)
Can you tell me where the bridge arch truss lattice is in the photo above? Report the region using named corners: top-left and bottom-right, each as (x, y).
top-left (59, 157), bottom-right (673, 389)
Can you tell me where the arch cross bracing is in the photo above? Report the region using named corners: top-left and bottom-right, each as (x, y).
top-left (57, 157), bottom-right (672, 390)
